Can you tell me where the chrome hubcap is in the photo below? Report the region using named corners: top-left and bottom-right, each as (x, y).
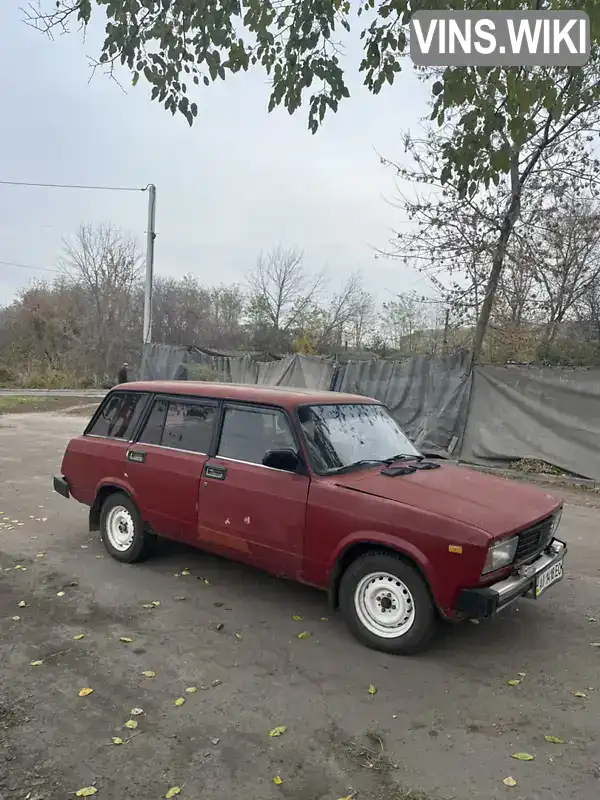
top-left (105, 506), bottom-right (134, 552)
top-left (354, 571), bottom-right (416, 638)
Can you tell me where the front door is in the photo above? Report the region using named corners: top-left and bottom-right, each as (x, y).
top-left (126, 395), bottom-right (218, 543)
top-left (197, 404), bottom-right (309, 578)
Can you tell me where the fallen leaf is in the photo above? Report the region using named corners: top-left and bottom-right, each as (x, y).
top-left (35, 552), bottom-right (45, 558)
top-left (573, 691), bottom-right (587, 698)
top-left (30, 660), bottom-right (44, 667)
top-left (119, 636), bottom-right (133, 643)
top-left (185, 687), bottom-right (197, 694)
top-left (18, 601), bottom-right (27, 608)
top-left (56, 591), bottom-right (65, 597)
top-left (321, 617), bottom-right (329, 621)
top-left (142, 603), bottom-right (154, 609)
top-left (78, 687), bottom-right (94, 697)
top-left (297, 631), bottom-right (311, 639)
top-left (273, 776), bottom-right (283, 785)
top-left (211, 679), bottom-right (222, 687)
top-left (367, 684), bottom-right (377, 695)
top-left (544, 735), bottom-right (564, 744)
top-left (112, 737), bottom-right (124, 745)
top-left (211, 737), bottom-right (220, 745)
top-left (507, 679), bottom-right (521, 686)
top-left (268, 726), bottom-right (287, 737)
top-left (517, 672), bottom-right (527, 677)
top-left (292, 615), bottom-right (302, 621)
top-left (165, 788), bottom-right (181, 798)
top-left (502, 777), bottom-right (517, 787)
top-left (590, 642), bottom-right (600, 647)
top-left (174, 697), bottom-right (186, 706)
top-left (174, 596), bottom-right (186, 601)
top-left (181, 569), bottom-right (191, 576)
top-left (12, 615), bottom-right (20, 621)
top-left (587, 616), bottom-right (597, 622)
top-left (203, 578), bottom-right (211, 585)
top-left (130, 707), bottom-right (144, 715)
top-left (212, 622), bottom-right (224, 632)
top-left (73, 634), bottom-right (85, 641)
top-left (152, 600), bottom-right (160, 606)
top-left (338, 795), bottom-right (355, 800)
top-left (511, 752), bottom-right (534, 761)
top-left (75, 788), bottom-right (97, 797)
top-left (125, 719), bottom-right (138, 729)
top-left (235, 632), bottom-right (242, 640)
top-left (142, 670), bottom-right (156, 678)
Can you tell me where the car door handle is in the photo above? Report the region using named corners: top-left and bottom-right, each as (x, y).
top-left (126, 449), bottom-right (147, 463)
top-left (204, 464), bottom-right (227, 480)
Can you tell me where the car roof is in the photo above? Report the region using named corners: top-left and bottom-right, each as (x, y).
top-left (117, 381), bottom-right (379, 409)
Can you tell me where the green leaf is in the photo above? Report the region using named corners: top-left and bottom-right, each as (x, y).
top-left (75, 789), bottom-right (97, 798)
top-left (544, 735), bottom-right (564, 744)
top-left (511, 752), bottom-right (534, 761)
top-left (268, 726), bottom-right (287, 737)
top-left (367, 684), bottom-right (377, 695)
top-left (165, 788), bottom-right (181, 799)
top-left (432, 81), bottom-right (443, 96)
top-left (297, 631), bottom-right (311, 639)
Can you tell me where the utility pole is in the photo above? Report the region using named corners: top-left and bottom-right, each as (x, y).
top-left (442, 307), bottom-right (450, 355)
top-left (143, 184), bottom-right (156, 346)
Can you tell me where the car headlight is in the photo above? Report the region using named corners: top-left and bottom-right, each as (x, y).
top-left (482, 536), bottom-right (519, 575)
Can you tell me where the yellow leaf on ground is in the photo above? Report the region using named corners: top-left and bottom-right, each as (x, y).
top-left (367, 684), bottom-right (377, 695)
top-left (56, 591), bottom-right (65, 597)
top-left (142, 603), bottom-right (154, 609)
top-left (297, 631), bottom-right (311, 639)
top-left (30, 660), bottom-right (43, 667)
top-left (544, 735), bottom-right (564, 744)
top-left (273, 776), bottom-right (283, 785)
top-left (517, 672), bottom-right (527, 677)
top-left (185, 687), bottom-right (197, 694)
top-left (590, 642), bottom-right (600, 647)
top-left (292, 615), bottom-right (302, 621)
top-left (78, 687), bottom-right (93, 697)
top-left (112, 737), bottom-right (124, 745)
top-left (181, 569), bottom-right (191, 576)
top-left (165, 787), bottom-right (181, 798)
top-left (511, 753), bottom-right (534, 761)
top-left (152, 600), bottom-right (160, 606)
top-left (503, 777), bottom-right (517, 787)
top-left (75, 787), bottom-right (97, 797)
top-left (507, 679), bottom-right (521, 686)
top-left (125, 719), bottom-right (138, 729)
top-left (321, 617), bottom-right (329, 621)
top-left (11, 616), bottom-right (20, 621)
top-left (174, 697), bottom-right (186, 706)
top-left (235, 632), bottom-right (242, 640)
top-left (73, 634), bottom-right (85, 641)
top-left (18, 601), bottom-right (27, 608)
top-left (131, 708), bottom-right (144, 715)
top-left (142, 670), bottom-right (156, 678)
top-left (268, 726), bottom-right (287, 737)
top-left (338, 795), bottom-right (355, 800)
top-left (120, 636), bottom-right (133, 643)
top-left (36, 552), bottom-right (45, 558)
top-left (573, 691), bottom-right (587, 698)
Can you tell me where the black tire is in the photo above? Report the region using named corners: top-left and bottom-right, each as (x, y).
top-left (339, 551), bottom-right (437, 655)
top-left (99, 492), bottom-right (154, 563)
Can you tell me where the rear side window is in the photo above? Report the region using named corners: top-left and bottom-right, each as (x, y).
top-left (217, 406), bottom-right (296, 465)
top-left (138, 398), bottom-right (216, 454)
top-left (87, 392), bottom-right (148, 440)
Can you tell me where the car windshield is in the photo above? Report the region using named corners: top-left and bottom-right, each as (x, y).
top-left (297, 403), bottom-right (421, 474)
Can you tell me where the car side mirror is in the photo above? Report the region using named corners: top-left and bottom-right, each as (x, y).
top-left (262, 448), bottom-right (301, 472)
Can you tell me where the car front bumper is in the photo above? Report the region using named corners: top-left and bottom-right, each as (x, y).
top-left (456, 538), bottom-right (567, 618)
top-left (53, 475), bottom-right (70, 499)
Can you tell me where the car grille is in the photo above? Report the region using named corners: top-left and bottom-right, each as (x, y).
top-left (514, 514), bottom-right (555, 564)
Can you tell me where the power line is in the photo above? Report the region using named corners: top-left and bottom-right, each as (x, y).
top-left (0, 180), bottom-right (148, 192)
top-left (0, 259), bottom-right (59, 274)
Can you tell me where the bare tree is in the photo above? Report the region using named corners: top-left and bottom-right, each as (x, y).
top-left (246, 246), bottom-right (323, 349)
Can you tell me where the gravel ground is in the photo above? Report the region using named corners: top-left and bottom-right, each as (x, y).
top-left (1, 411), bottom-right (599, 800)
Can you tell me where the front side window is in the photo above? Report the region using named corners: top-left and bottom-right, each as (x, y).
top-left (217, 406), bottom-right (296, 465)
top-left (87, 392), bottom-right (148, 440)
top-left (139, 399), bottom-right (216, 453)
top-left (297, 403), bottom-right (421, 473)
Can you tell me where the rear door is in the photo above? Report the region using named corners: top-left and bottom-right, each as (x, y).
top-left (197, 403), bottom-right (309, 578)
top-left (126, 395), bottom-right (219, 543)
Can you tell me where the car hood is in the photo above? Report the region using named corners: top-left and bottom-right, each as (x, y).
top-left (333, 463), bottom-right (560, 538)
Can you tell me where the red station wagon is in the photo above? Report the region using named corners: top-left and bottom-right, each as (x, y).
top-left (54, 381), bottom-right (567, 654)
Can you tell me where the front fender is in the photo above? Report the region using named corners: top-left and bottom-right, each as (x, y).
top-left (330, 530), bottom-right (434, 583)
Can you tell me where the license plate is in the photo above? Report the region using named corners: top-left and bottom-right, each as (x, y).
top-left (534, 559), bottom-right (564, 598)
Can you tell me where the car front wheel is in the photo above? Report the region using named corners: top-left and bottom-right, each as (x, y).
top-left (100, 492), bottom-right (153, 563)
top-left (339, 552), bottom-right (437, 654)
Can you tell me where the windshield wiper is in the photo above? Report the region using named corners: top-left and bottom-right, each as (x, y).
top-left (325, 459), bottom-right (387, 475)
top-left (382, 453), bottom-right (424, 465)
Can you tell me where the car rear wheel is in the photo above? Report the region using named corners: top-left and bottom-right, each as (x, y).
top-left (100, 492), bottom-right (153, 563)
top-left (339, 552), bottom-right (436, 654)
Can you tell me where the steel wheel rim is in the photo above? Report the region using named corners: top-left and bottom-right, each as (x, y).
top-left (354, 571), bottom-right (416, 638)
top-left (105, 506), bottom-right (135, 552)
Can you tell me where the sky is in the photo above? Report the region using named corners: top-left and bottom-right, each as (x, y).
top-left (0, 4), bottom-right (432, 307)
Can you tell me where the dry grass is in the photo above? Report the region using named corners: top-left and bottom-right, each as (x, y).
top-left (0, 396), bottom-right (98, 415)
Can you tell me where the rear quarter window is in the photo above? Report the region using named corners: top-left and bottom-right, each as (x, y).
top-left (86, 392), bottom-right (149, 440)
